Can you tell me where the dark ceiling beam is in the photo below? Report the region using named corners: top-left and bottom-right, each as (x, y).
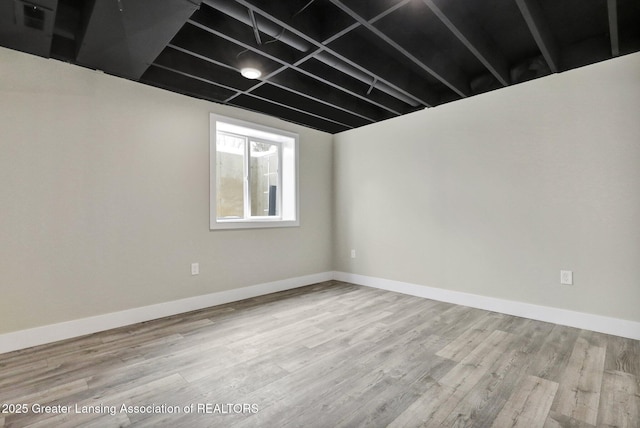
top-left (241, 94), bottom-right (354, 130)
top-left (200, 0), bottom-right (408, 116)
top-left (181, 20), bottom-right (401, 116)
top-left (168, 43), bottom-right (237, 72)
top-left (204, 0), bottom-right (424, 107)
top-left (232, 0), bottom-right (431, 107)
top-left (234, 54), bottom-right (381, 124)
top-left (265, 69), bottom-right (387, 122)
top-left (226, 45), bottom-right (377, 112)
top-left (330, 0), bottom-right (470, 98)
top-left (174, 23), bottom-right (399, 117)
top-left (515, 0), bottom-right (559, 73)
top-left (151, 63), bottom-right (355, 129)
top-left (297, 55), bottom-right (411, 115)
top-left (313, 50), bottom-right (434, 107)
top-left (321, 22), bottom-right (360, 45)
top-left (152, 63), bottom-right (242, 95)
top-left (263, 80), bottom-right (377, 125)
top-left (228, 96), bottom-right (350, 133)
top-left (421, 0), bottom-right (510, 86)
top-left (202, 0), bottom-right (312, 52)
top-left (294, 63), bottom-right (403, 115)
top-left (317, 1), bottom-right (429, 108)
top-left (369, 0), bottom-right (413, 24)
top-left (142, 64), bottom-right (237, 102)
top-left (607, 0), bottom-right (619, 57)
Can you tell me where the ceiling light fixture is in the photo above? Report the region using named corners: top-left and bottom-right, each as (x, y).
top-left (240, 67), bottom-right (262, 79)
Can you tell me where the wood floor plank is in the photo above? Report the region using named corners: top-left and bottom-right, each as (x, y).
top-left (4, 374), bottom-right (186, 428)
top-left (0, 281), bottom-right (638, 427)
top-left (210, 347), bottom-right (383, 427)
top-left (491, 375), bottom-right (558, 428)
top-left (334, 370), bottom-right (446, 428)
top-left (438, 320), bottom-right (553, 428)
top-left (0, 359), bottom-right (49, 384)
top-left (4, 379), bottom-right (88, 409)
top-left (388, 330), bottom-right (518, 427)
top-left (0, 353), bottom-right (125, 402)
top-left (22, 411), bottom-right (131, 428)
top-left (439, 330), bottom-right (517, 388)
top-left (544, 410), bottom-right (596, 428)
top-left (597, 370), bottom-right (639, 428)
top-left (228, 321), bottom-right (445, 427)
top-left (299, 308), bottom-right (394, 349)
top-left (189, 358), bottom-right (290, 399)
top-left (375, 297), bottom-right (453, 327)
top-left (605, 335), bottom-right (640, 377)
top-left (527, 324), bottom-right (580, 382)
top-left (552, 337), bottom-right (606, 426)
top-left (277, 337), bottom-right (446, 427)
top-left (279, 330), bottom-right (449, 428)
top-left (435, 312), bottom-right (503, 361)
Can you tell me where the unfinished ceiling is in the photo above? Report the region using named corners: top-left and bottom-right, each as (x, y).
top-left (2, 0), bottom-right (639, 133)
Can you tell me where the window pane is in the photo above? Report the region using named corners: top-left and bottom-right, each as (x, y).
top-left (216, 133), bottom-right (245, 219)
top-left (210, 114), bottom-right (298, 230)
top-left (250, 141), bottom-right (279, 217)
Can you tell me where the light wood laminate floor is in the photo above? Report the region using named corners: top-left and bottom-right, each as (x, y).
top-left (1, 281), bottom-right (639, 427)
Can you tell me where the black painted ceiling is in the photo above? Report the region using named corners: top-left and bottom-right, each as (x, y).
top-left (2, 0), bottom-right (639, 133)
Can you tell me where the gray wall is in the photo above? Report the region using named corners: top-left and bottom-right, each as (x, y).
top-left (334, 53), bottom-right (640, 322)
top-left (2, 45), bottom-right (638, 336)
top-left (0, 47), bottom-right (334, 334)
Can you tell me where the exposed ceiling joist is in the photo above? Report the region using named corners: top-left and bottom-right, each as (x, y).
top-left (232, 0), bottom-right (432, 108)
top-left (369, 0), bottom-right (412, 24)
top-left (179, 17), bottom-right (402, 119)
top-left (515, 0), bottom-right (560, 73)
top-left (330, 0), bottom-right (470, 99)
top-left (422, 0), bottom-right (510, 86)
top-left (294, 55), bottom-right (407, 115)
top-left (319, 0), bottom-right (410, 46)
top-left (202, 0), bottom-right (311, 52)
top-left (3, 0), bottom-right (637, 134)
top-left (202, 0), bottom-right (419, 110)
top-left (184, 18), bottom-right (287, 74)
top-left (185, 0), bottom-right (402, 120)
top-left (172, 22), bottom-right (359, 129)
top-left (260, 79), bottom-right (376, 125)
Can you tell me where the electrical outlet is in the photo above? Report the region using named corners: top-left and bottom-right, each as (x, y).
top-left (560, 270), bottom-right (573, 285)
top-left (350, 249), bottom-right (356, 259)
top-left (191, 263), bottom-right (199, 276)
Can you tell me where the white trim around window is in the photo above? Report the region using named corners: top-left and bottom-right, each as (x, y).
top-left (210, 114), bottom-right (299, 230)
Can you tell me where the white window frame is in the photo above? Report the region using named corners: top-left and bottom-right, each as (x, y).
top-left (210, 113), bottom-right (299, 230)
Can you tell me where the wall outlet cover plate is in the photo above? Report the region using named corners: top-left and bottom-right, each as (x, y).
top-left (560, 270), bottom-right (573, 285)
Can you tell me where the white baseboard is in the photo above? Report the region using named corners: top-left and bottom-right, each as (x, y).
top-left (333, 271), bottom-right (640, 341)
top-left (0, 272), bottom-right (333, 354)
top-left (2, 270), bottom-right (638, 355)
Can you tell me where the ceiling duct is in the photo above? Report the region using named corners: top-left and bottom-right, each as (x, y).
top-left (315, 52), bottom-right (420, 107)
top-left (20, 2), bottom-right (47, 30)
top-left (0, 0), bottom-right (57, 57)
top-left (202, 0), bottom-right (311, 52)
top-left (76, 0), bottom-right (201, 80)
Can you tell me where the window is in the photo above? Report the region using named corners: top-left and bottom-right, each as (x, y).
top-left (210, 114), bottom-right (299, 229)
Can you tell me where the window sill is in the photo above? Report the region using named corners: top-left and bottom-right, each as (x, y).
top-left (210, 219), bottom-right (300, 230)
